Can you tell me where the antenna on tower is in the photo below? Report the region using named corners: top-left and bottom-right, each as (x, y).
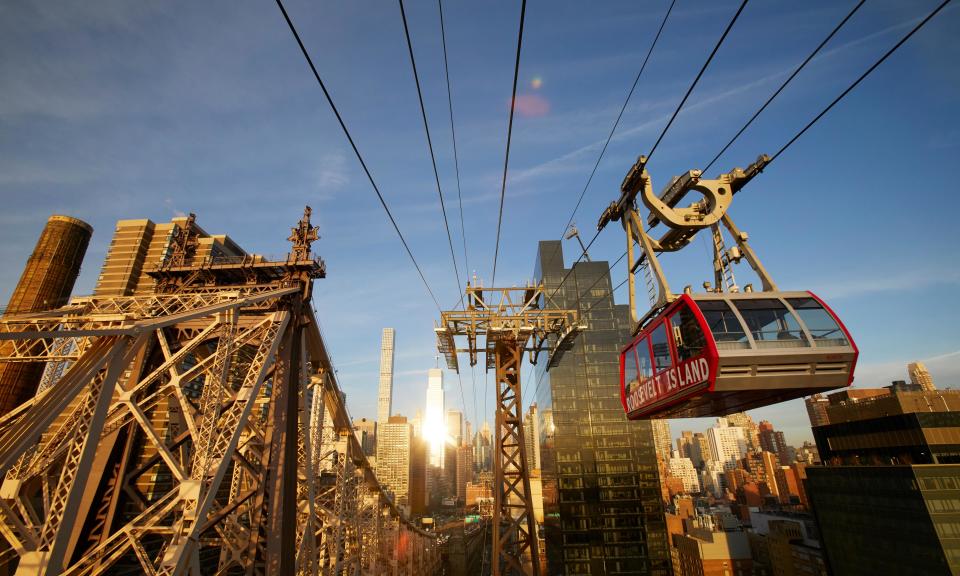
top-left (565, 223), bottom-right (591, 261)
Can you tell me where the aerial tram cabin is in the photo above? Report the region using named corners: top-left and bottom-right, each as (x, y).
top-left (597, 154), bottom-right (858, 419)
top-left (619, 291), bottom-right (857, 419)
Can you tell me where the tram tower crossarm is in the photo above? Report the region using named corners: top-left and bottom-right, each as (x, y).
top-left (434, 284), bottom-right (584, 372)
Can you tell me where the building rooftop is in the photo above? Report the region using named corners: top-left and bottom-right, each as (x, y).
top-left (680, 528), bottom-right (752, 560)
top-left (824, 389), bottom-right (960, 425)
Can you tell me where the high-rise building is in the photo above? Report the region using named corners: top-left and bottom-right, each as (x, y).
top-left (807, 386), bottom-right (960, 575)
top-left (734, 451), bottom-right (775, 503)
top-left (446, 409), bottom-right (463, 446)
top-left (700, 461), bottom-right (726, 498)
top-left (0, 215), bottom-right (92, 415)
top-left (375, 415), bottom-right (413, 510)
top-left (758, 420), bottom-right (791, 466)
top-left (411, 410), bottom-right (423, 438)
top-left (908, 361), bottom-right (935, 391)
top-left (94, 214), bottom-right (247, 297)
top-left (726, 412), bottom-right (760, 452)
top-left (529, 469), bottom-right (545, 525)
top-left (475, 421), bottom-right (492, 472)
top-left (748, 514), bottom-right (827, 576)
top-left (691, 432), bottom-right (713, 469)
top-left (424, 369), bottom-right (445, 467)
top-left (791, 462), bottom-right (810, 507)
top-left (353, 417), bottom-right (377, 457)
top-left (444, 441), bottom-right (458, 500)
top-left (410, 436), bottom-right (428, 515)
top-left (795, 441), bottom-right (819, 465)
top-left (677, 431), bottom-right (694, 459)
top-left (456, 443), bottom-right (474, 504)
top-left (774, 465), bottom-right (801, 505)
top-left (94, 218), bottom-right (168, 296)
top-left (758, 451), bottom-right (781, 501)
top-left (667, 452), bottom-right (701, 494)
top-left (651, 419), bottom-right (672, 460)
top-left (523, 403), bottom-right (541, 471)
top-left (377, 328), bottom-right (395, 425)
top-left (804, 394), bottom-right (830, 428)
top-left (674, 523), bottom-right (752, 576)
top-left (707, 418), bottom-right (747, 469)
top-left (533, 240), bottom-right (670, 575)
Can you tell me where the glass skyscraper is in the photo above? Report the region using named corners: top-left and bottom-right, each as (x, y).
top-left (533, 240), bottom-right (670, 575)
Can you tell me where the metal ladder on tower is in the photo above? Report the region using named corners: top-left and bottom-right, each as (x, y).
top-left (710, 223), bottom-right (738, 293)
top-left (638, 258), bottom-right (659, 310)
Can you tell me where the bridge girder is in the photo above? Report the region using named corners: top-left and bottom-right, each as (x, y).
top-left (0, 210), bottom-right (440, 575)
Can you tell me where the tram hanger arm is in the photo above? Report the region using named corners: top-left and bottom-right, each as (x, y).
top-left (727, 154), bottom-right (771, 195)
top-left (597, 155), bottom-right (650, 232)
top-left (597, 153), bottom-right (768, 233)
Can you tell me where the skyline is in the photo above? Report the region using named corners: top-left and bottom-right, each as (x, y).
top-left (1, 211), bottom-right (953, 447)
top-left (2, 0), bottom-right (959, 446)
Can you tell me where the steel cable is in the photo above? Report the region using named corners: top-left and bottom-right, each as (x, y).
top-left (274, 0), bottom-right (443, 311)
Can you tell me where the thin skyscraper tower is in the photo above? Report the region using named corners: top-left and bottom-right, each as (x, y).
top-left (377, 328), bottom-right (396, 424)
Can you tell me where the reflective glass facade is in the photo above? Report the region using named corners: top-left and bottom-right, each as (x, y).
top-left (807, 465), bottom-right (960, 575)
top-left (534, 241), bottom-right (670, 575)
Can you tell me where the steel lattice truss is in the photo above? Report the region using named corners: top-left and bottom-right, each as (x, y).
top-left (436, 284), bottom-right (583, 576)
top-left (0, 284), bottom-right (440, 574)
top-left (435, 285), bottom-right (583, 372)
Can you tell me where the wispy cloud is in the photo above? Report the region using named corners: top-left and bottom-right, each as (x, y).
top-left (508, 72), bottom-right (785, 185)
top-left (163, 197), bottom-right (187, 218)
top-left (814, 268), bottom-right (960, 300)
top-left (507, 10), bottom-right (943, 188)
top-left (929, 129), bottom-right (960, 150)
top-left (315, 152), bottom-right (349, 192)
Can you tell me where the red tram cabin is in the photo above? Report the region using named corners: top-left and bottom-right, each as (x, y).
top-left (620, 291), bottom-right (858, 419)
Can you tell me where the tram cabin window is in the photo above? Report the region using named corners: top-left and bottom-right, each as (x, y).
top-left (637, 340), bottom-right (654, 382)
top-left (650, 324), bottom-right (673, 373)
top-left (733, 299), bottom-right (808, 347)
top-left (698, 300), bottom-right (749, 348)
top-left (624, 348), bottom-right (639, 393)
top-left (670, 306), bottom-right (706, 361)
top-left (787, 297), bottom-right (848, 346)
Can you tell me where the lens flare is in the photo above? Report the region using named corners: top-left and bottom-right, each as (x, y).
top-left (512, 93), bottom-right (551, 117)
top-left (531, 76), bottom-right (543, 90)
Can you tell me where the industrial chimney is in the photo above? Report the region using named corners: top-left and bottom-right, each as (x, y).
top-left (0, 215), bottom-right (92, 415)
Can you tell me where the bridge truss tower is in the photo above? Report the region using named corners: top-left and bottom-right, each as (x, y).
top-left (436, 285), bottom-right (582, 576)
top-left (0, 207), bottom-right (439, 575)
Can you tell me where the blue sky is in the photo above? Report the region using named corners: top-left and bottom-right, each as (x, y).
top-left (1, 0), bottom-right (958, 446)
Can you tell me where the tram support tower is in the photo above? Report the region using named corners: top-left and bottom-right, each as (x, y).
top-left (436, 284), bottom-right (583, 576)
